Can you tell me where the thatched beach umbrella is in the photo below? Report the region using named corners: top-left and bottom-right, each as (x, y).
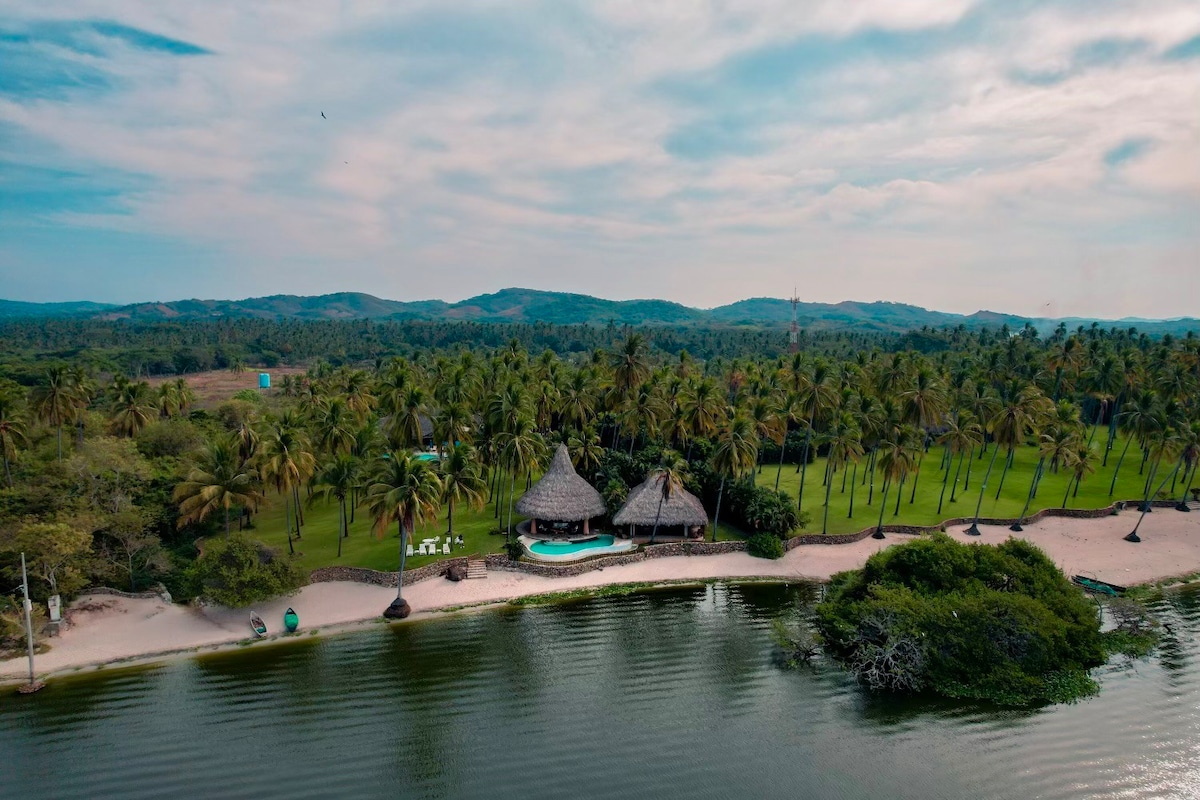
top-left (515, 444), bottom-right (606, 535)
top-left (614, 474), bottom-right (708, 539)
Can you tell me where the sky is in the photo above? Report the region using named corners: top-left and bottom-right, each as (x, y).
top-left (1, 1), bottom-right (1198, 319)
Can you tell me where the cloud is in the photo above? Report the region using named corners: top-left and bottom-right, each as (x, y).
top-left (0, 0), bottom-right (1197, 321)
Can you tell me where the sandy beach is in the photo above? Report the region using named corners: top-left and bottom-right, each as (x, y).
top-left (6, 509), bottom-right (1200, 682)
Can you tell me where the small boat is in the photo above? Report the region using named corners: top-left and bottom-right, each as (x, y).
top-left (284, 607), bottom-right (300, 632)
top-left (250, 611), bottom-right (267, 638)
top-left (1071, 575), bottom-right (1127, 596)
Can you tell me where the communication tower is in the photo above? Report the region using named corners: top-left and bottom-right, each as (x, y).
top-left (789, 288), bottom-right (800, 353)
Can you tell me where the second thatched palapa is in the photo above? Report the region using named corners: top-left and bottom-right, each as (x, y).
top-left (613, 473), bottom-right (708, 539)
top-left (515, 444), bottom-right (607, 537)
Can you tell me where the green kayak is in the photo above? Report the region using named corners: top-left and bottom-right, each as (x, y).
top-left (284, 607), bottom-right (300, 632)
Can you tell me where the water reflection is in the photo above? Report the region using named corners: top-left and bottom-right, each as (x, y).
top-left (4, 582), bottom-right (1200, 800)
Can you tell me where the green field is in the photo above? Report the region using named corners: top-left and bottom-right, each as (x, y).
top-left (248, 477), bottom-right (745, 572)
top-left (237, 428), bottom-right (1180, 571)
top-left (761, 427), bottom-right (1178, 534)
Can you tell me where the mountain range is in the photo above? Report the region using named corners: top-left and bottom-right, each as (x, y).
top-left (1, 289), bottom-right (1197, 336)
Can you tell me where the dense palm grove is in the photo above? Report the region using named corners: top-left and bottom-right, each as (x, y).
top-left (1, 319), bottom-right (1199, 625)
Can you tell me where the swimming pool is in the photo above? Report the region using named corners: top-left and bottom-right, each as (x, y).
top-left (520, 534), bottom-right (634, 562)
top-left (414, 453), bottom-right (439, 462)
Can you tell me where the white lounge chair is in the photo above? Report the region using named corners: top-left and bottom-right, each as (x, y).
top-left (406, 544), bottom-right (415, 557)
top-left (442, 542), bottom-right (451, 555)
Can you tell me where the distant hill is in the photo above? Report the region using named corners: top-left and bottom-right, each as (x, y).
top-left (0, 299), bottom-right (116, 319)
top-left (1, 288), bottom-right (1197, 336)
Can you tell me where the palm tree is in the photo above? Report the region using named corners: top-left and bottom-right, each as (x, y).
top-left (682, 377), bottom-right (723, 459)
top-left (1175, 422), bottom-right (1200, 511)
top-left (609, 334), bottom-right (650, 402)
top-left (1108, 390), bottom-right (1157, 496)
top-left (32, 365), bottom-right (78, 461)
top-left (496, 415), bottom-right (545, 540)
top-left (310, 455), bottom-right (361, 558)
top-left (108, 380), bottom-right (157, 437)
top-left (440, 444), bottom-right (487, 538)
top-left (258, 418), bottom-right (317, 554)
top-left (936, 413), bottom-right (982, 515)
top-left (821, 413), bottom-right (863, 534)
top-left (312, 396), bottom-right (357, 456)
top-left (433, 402), bottom-right (473, 457)
top-left (965, 383), bottom-right (1047, 535)
top-left (649, 450), bottom-right (689, 543)
top-left (1063, 443), bottom-right (1096, 508)
top-left (794, 361), bottom-right (836, 512)
top-left (174, 437), bottom-right (265, 537)
top-left (0, 394), bottom-right (28, 489)
top-left (365, 452), bottom-right (444, 617)
top-left (710, 415), bottom-right (758, 541)
top-left (567, 428), bottom-right (605, 477)
top-left (748, 392), bottom-right (783, 484)
top-left (388, 385), bottom-right (429, 450)
top-left (872, 436), bottom-right (915, 539)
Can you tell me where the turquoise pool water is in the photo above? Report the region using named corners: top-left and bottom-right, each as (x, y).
top-left (528, 534), bottom-right (617, 555)
top-left (414, 453), bottom-right (439, 461)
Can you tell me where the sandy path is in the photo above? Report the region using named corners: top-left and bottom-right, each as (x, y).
top-left (5, 508), bottom-right (1200, 680)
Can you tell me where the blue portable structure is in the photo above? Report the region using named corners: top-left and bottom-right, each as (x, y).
top-left (258, 372), bottom-right (271, 389)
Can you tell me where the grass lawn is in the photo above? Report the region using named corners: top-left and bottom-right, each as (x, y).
top-left (245, 477), bottom-right (747, 572)
top-left (759, 427), bottom-right (1181, 535)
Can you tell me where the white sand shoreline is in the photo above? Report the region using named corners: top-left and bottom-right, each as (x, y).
top-left (6, 509), bottom-right (1200, 684)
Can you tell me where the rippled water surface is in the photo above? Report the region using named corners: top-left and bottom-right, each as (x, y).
top-left (5, 582), bottom-right (1200, 799)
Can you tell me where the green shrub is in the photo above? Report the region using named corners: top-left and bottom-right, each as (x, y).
top-left (231, 389), bottom-right (264, 404)
top-left (136, 419), bottom-right (203, 459)
top-left (748, 532), bottom-right (785, 559)
top-left (503, 540), bottom-right (524, 561)
top-left (814, 534), bottom-right (1123, 706)
top-left (190, 534), bottom-right (305, 607)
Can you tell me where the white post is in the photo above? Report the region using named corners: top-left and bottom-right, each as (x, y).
top-left (21, 553), bottom-right (35, 687)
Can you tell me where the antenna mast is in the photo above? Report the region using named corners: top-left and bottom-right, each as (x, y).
top-left (789, 288), bottom-right (800, 353)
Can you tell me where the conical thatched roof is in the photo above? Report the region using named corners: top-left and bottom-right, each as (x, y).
top-left (613, 473), bottom-right (709, 528)
top-left (515, 444), bottom-right (606, 522)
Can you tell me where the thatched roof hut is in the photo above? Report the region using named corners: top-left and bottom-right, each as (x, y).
top-left (515, 444), bottom-right (606, 522)
top-left (613, 473), bottom-right (708, 530)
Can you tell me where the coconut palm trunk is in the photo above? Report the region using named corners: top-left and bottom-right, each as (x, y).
top-left (993, 448), bottom-right (1015, 500)
top-left (506, 469), bottom-right (517, 540)
top-left (873, 478), bottom-right (891, 538)
top-left (848, 463), bottom-right (858, 518)
top-left (822, 465), bottom-right (835, 534)
top-left (937, 454), bottom-right (953, 515)
top-left (395, 519), bottom-right (408, 600)
top-left (909, 455), bottom-right (922, 504)
top-left (797, 418), bottom-right (814, 509)
top-left (337, 500), bottom-right (345, 558)
top-left (774, 431), bottom-right (788, 491)
top-left (712, 478), bottom-right (725, 543)
top-left (1011, 457), bottom-right (1044, 531)
top-left (950, 448), bottom-right (967, 502)
top-left (1126, 462), bottom-right (1183, 542)
top-left (966, 440), bottom-right (1003, 535)
top-left (1109, 434), bottom-right (1135, 496)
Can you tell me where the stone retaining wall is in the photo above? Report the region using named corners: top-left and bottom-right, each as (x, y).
top-left (85, 584), bottom-right (173, 603)
top-left (310, 558), bottom-right (471, 587)
top-left (309, 498), bottom-right (1174, 585)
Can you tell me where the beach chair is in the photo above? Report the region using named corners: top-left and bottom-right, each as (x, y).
top-left (442, 542), bottom-right (451, 555)
top-left (406, 544), bottom-right (414, 558)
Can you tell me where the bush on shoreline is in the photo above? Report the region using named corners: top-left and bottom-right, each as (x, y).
top-left (190, 534), bottom-right (305, 607)
top-left (814, 534), bottom-right (1156, 706)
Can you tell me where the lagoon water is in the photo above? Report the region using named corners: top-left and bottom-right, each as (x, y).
top-left (5, 583), bottom-right (1200, 799)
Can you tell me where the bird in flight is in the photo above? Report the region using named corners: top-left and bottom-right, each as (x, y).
top-left (321, 111), bottom-right (327, 119)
